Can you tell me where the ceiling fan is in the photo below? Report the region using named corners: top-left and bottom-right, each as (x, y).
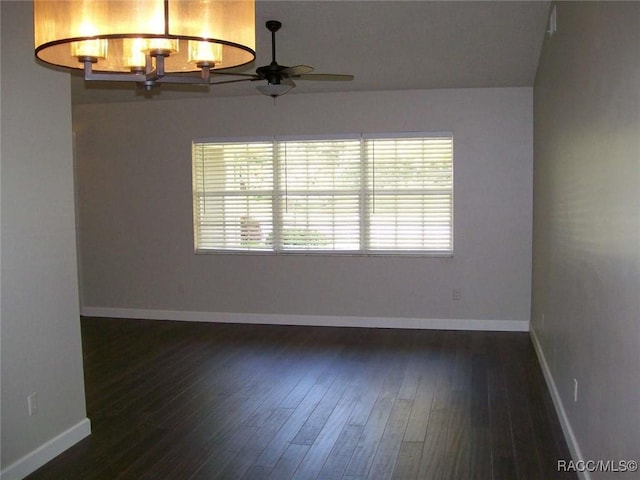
top-left (213, 20), bottom-right (354, 97)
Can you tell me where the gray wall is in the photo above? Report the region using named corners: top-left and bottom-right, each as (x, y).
top-left (74, 87), bottom-right (533, 326)
top-left (1, 1), bottom-right (88, 476)
top-left (532, 1), bottom-right (640, 473)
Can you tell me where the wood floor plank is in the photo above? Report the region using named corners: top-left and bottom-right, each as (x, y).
top-left (391, 441), bottom-right (423, 480)
top-left (500, 338), bottom-right (545, 479)
top-left (403, 360), bottom-right (440, 442)
top-left (279, 349), bottom-right (339, 409)
top-left (417, 331), bottom-right (458, 480)
top-left (367, 398), bottom-right (413, 479)
top-left (252, 377), bottom-right (336, 471)
top-left (215, 407), bottom-right (294, 479)
top-left (469, 353), bottom-right (492, 479)
top-left (25, 318), bottom-right (577, 480)
top-left (291, 375), bottom-right (349, 446)
top-left (316, 424), bottom-right (364, 480)
top-left (486, 335), bottom-right (518, 480)
top-left (290, 386), bottom-right (359, 480)
top-left (188, 424), bottom-right (258, 480)
top-left (266, 443), bottom-right (310, 480)
top-left (346, 358), bottom-right (388, 427)
top-left (344, 395), bottom-right (395, 477)
top-left (441, 390), bottom-right (472, 479)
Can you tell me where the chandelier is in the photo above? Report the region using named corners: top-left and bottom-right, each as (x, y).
top-left (34, 0), bottom-right (255, 91)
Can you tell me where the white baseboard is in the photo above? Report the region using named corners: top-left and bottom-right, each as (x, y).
top-left (0, 418), bottom-right (91, 480)
top-left (530, 328), bottom-right (589, 480)
top-left (80, 306), bottom-right (529, 332)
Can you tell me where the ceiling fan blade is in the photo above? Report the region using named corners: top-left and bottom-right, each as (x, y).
top-left (296, 73), bottom-right (354, 81)
top-left (281, 65), bottom-right (314, 77)
top-left (210, 77), bottom-right (260, 85)
top-left (210, 72), bottom-right (259, 77)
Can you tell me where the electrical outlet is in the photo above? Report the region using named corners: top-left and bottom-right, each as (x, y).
top-left (28, 392), bottom-right (38, 416)
top-left (452, 288), bottom-right (461, 301)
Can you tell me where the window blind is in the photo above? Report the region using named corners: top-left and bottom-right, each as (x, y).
top-left (365, 135), bottom-right (453, 252)
top-left (193, 133), bottom-right (453, 254)
top-left (277, 139), bottom-right (362, 251)
top-left (193, 141), bottom-right (274, 251)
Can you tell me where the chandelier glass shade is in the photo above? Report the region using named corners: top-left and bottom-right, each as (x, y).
top-left (34, 0), bottom-right (255, 90)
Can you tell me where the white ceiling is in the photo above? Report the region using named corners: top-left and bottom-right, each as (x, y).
top-left (70, 0), bottom-right (551, 104)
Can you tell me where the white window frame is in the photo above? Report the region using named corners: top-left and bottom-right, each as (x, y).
top-left (193, 132), bottom-right (453, 256)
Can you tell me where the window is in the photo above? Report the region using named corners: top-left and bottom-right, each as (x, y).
top-left (193, 133), bottom-right (453, 255)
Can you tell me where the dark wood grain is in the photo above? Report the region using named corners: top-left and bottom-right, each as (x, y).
top-left (25, 318), bottom-right (576, 480)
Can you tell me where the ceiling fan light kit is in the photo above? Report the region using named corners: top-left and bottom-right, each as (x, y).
top-left (34, 2), bottom-right (353, 97)
top-left (256, 83), bottom-right (293, 98)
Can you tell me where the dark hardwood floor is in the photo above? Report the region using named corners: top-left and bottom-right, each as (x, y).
top-left (26, 317), bottom-right (576, 480)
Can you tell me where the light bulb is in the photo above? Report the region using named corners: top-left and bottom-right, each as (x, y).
top-left (188, 41), bottom-right (223, 66)
top-left (123, 38), bottom-right (147, 70)
top-left (70, 20), bottom-right (107, 59)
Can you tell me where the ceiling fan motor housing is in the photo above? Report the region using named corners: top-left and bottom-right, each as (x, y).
top-left (266, 20), bottom-right (282, 33)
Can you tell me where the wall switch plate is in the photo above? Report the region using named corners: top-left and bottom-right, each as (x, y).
top-left (573, 378), bottom-right (578, 402)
